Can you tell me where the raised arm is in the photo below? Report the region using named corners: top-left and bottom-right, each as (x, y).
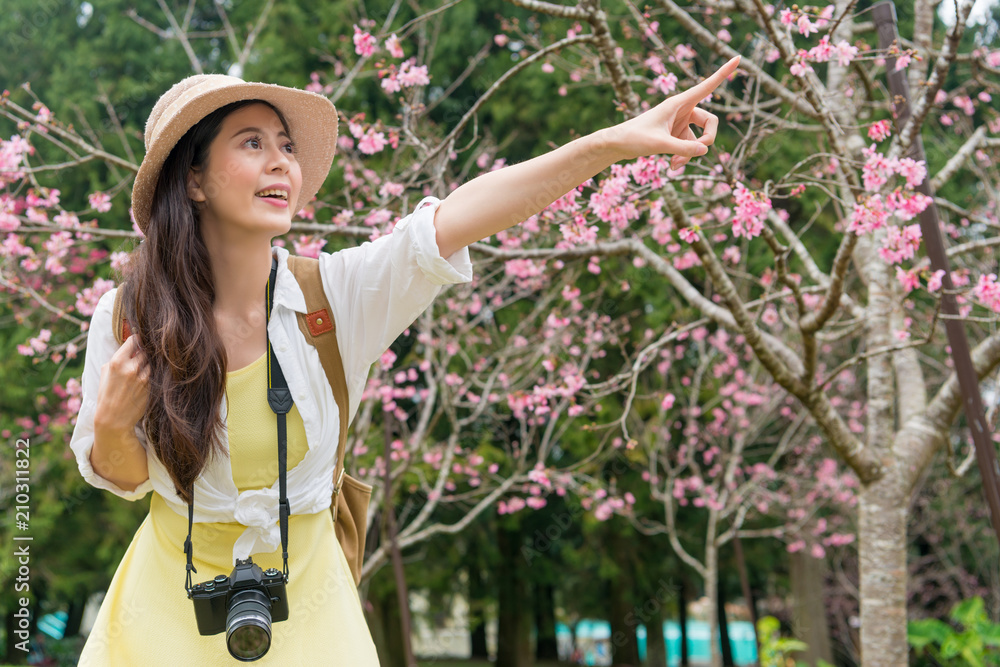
top-left (432, 56), bottom-right (741, 258)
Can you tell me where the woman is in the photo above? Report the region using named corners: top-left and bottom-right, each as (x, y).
top-left (70, 58), bottom-right (739, 664)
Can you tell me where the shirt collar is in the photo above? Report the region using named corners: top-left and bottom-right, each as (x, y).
top-left (270, 246), bottom-right (309, 314)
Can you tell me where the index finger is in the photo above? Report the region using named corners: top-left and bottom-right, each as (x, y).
top-left (124, 333), bottom-right (144, 358)
top-left (679, 55), bottom-right (741, 105)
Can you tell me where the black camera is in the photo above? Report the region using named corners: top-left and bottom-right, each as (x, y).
top-left (190, 558), bottom-right (289, 661)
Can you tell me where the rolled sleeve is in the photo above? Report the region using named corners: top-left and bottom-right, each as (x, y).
top-left (404, 197), bottom-right (473, 285)
top-left (68, 288), bottom-right (153, 501)
top-left (317, 196), bottom-right (474, 387)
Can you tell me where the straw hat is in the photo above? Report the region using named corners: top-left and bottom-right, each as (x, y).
top-left (131, 74), bottom-right (339, 233)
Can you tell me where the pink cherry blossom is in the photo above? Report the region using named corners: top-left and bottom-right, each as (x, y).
top-left (76, 278), bottom-right (115, 316)
top-left (353, 25), bottom-right (377, 57)
top-left (379, 181), bottom-right (405, 198)
top-left (305, 72), bottom-right (330, 94)
top-left (797, 14), bottom-right (818, 36)
top-left (887, 190), bottom-right (932, 221)
top-left (1, 233), bottom-right (32, 258)
top-left (894, 52), bottom-right (911, 71)
top-left (816, 5), bottom-right (835, 27)
top-left (896, 266), bottom-right (920, 293)
top-left (88, 192), bottom-right (112, 213)
top-left (18, 329), bottom-right (52, 356)
top-left (862, 144), bottom-right (891, 192)
top-left (834, 40), bottom-right (859, 66)
top-left (645, 55), bottom-right (666, 75)
top-left (653, 73), bottom-right (678, 95)
top-left (878, 224), bottom-right (921, 264)
top-left (630, 156), bottom-right (668, 188)
top-left (823, 533), bottom-right (856, 547)
top-left (926, 269), bottom-right (945, 292)
top-left (894, 157), bottom-right (927, 188)
top-left (292, 235), bottom-right (327, 258)
top-left (807, 35), bottom-right (835, 63)
top-left (790, 51), bottom-right (813, 77)
top-left (848, 195), bottom-right (889, 235)
top-left (385, 33), bottom-right (404, 58)
top-left (398, 59), bottom-right (430, 87)
top-left (528, 465), bottom-right (553, 489)
top-left (951, 95), bottom-right (976, 116)
top-left (559, 215), bottom-right (599, 246)
top-left (974, 274), bottom-right (1000, 312)
top-left (867, 120), bottom-right (892, 142)
top-left (110, 251), bottom-right (130, 272)
top-left (358, 129), bottom-right (388, 155)
top-left (678, 226), bottom-right (699, 243)
top-left (0, 136), bottom-right (30, 186)
top-left (731, 183), bottom-right (771, 239)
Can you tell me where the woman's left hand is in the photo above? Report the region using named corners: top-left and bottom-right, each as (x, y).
top-left (604, 55), bottom-right (741, 169)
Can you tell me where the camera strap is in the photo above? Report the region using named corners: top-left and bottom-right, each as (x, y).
top-left (266, 256), bottom-right (292, 582)
top-left (183, 256), bottom-right (292, 597)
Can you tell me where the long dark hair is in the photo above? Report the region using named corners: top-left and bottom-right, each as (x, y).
top-left (123, 99), bottom-right (289, 503)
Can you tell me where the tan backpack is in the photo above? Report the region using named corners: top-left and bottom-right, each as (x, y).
top-left (112, 256), bottom-right (372, 586)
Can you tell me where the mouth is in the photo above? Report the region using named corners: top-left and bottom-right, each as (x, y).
top-left (254, 186), bottom-right (291, 210)
top-left (254, 187), bottom-right (290, 202)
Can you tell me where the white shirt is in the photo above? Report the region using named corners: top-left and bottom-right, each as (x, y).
top-left (69, 197), bottom-right (472, 562)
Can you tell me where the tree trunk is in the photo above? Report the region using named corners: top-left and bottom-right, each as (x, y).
top-left (64, 596), bottom-right (86, 638)
top-left (717, 584), bottom-right (734, 666)
top-left (678, 579), bottom-right (690, 667)
top-left (789, 550), bottom-right (834, 664)
top-left (706, 542), bottom-right (721, 667)
top-left (859, 469), bottom-right (908, 666)
top-left (4, 609), bottom-right (27, 665)
top-left (609, 578), bottom-right (641, 666)
top-left (733, 536), bottom-right (760, 659)
top-left (368, 584), bottom-right (406, 667)
top-left (534, 582), bottom-right (558, 660)
top-left (468, 557), bottom-right (489, 659)
top-left (497, 521), bottom-right (533, 667)
top-left (383, 416), bottom-right (417, 667)
top-left (646, 594), bottom-right (668, 667)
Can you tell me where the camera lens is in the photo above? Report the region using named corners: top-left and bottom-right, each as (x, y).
top-left (225, 589), bottom-right (273, 661)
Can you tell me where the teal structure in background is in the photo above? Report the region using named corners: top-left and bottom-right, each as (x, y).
top-left (557, 619), bottom-right (758, 666)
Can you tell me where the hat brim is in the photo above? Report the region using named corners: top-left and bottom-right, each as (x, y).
top-left (132, 78), bottom-right (338, 233)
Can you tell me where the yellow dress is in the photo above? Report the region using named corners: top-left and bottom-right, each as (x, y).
top-left (78, 352), bottom-right (379, 665)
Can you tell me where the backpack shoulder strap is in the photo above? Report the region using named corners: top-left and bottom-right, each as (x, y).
top-left (111, 285), bottom-right (132, 345)
top-left (284, 255), bottom-right (351, 495)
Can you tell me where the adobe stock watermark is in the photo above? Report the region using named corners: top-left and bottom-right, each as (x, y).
top-left (10, 438), bottom-right (34, 653)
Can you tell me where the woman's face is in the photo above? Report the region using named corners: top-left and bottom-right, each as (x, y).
top-left (187, 103), bottom-right (303, 241)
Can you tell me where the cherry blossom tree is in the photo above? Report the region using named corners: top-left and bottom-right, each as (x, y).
top-left (3, 1), bottom-right (1000, 664)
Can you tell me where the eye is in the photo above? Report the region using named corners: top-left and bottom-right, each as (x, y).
top-left (283, 141), bottom-right (297, 155)
top-left (244, 134), bottom-right (263, 149)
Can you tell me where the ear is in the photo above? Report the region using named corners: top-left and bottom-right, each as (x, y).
top-left (187, 167), bottom-right (207, 203)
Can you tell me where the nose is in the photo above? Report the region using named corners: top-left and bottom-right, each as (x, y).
top-left (268, 146), bottom-right (290, 173)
